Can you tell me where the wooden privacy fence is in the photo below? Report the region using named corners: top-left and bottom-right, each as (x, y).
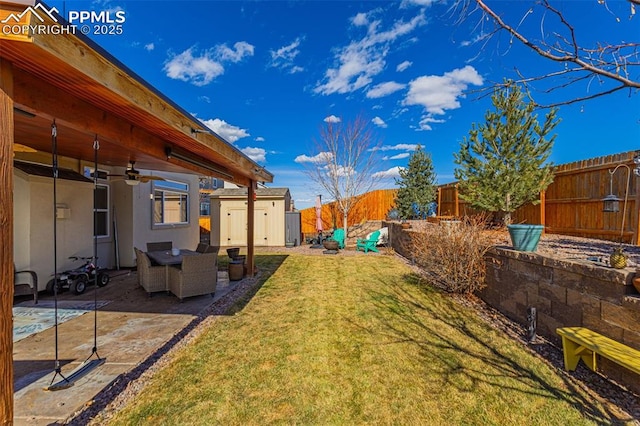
top-left (438, 151), bottom-right (639, 244)
top-left (299, 189), bottom-right (397, 235)
top-left (297, 151), bottom-right (639, 244)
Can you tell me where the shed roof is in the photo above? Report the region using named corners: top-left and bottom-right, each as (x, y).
top-left (210, 187), bottom-right (291, 198)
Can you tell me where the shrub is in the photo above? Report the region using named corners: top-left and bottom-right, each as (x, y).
top-left (410, 215), bottom-right (498, 294)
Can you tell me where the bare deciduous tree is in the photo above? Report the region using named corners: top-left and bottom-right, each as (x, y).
top-left (454, 0), bottom-right (640, 107)
top-left (301, 116), bottom-right (381, 235)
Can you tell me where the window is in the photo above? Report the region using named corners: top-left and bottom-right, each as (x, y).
top-left (153, 180), bottom-right (189, 226)
top-left (84, 166), bottom-right (109, 238)
top-left (94, 184), bottom-right (109, 237)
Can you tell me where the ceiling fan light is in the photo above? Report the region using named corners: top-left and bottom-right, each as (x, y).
top-left (125, 179), bottom-right (140, 186)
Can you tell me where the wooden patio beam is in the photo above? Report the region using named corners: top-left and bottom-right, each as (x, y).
top-left (0, 58), bottom-right (14, 424)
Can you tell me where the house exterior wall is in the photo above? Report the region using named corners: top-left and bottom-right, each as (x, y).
top-left (13, 167), bottom-right (202, 276)
top-left (13, 170), bottom-right (94, 291)
top-left (127, 171), bottom-right (200, 267)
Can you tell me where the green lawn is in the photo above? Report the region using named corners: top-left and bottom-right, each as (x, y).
top-left (108, 253), bottom-right (622, 425)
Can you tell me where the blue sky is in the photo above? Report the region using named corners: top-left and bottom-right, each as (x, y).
top-left (47, 0), bottom-right (639, 209)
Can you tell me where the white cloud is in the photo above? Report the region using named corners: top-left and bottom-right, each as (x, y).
top-left (144, 43), bottom-right (155, 51)
top-left (327, 164), bottom-right (355, 178)
top-left (417, 115), bottom-right (446, 131)
top-left (383, 153), bottom-right (410, 160)
top-left (199, 95), bottom-right (211, 103)
top-left (200, 118), bottom-right (250, 143)
top-left (372, 143), bottom-right (418, 152)
top-left (324, 115), bottom-right (341, 123)
top-left (270, 38), bottom-right (304, 73)
top-left (404, 65), bottom-right (483, 115)
top-left (241, 147), bottom-right (266, 163)
top-left (254, 136), bottom-right (265, 142)
top-left (372, 166), bottom-right (402, 178)
top-left (314, 10), bottom-right (426, 95)
top-left (372, 116), bottom-right (387, 128)
top-left (164, 47), bottom-right (224, 86)
top-left (396, 60), bottom-right (412, 72)
top-left (294, 152), bottom-right (334, 164)
top-left (366, 81), bottom-right (406, 98)
top-left (216, 41), bottom-right (255, 62)
top-left (401, 0), bottom-right (438, 6)
top-left (352, 12), bottom-right (369, 26)
top-left (164, 42), bottom-right (254, 86)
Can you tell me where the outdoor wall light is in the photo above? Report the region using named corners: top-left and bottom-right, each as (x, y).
top-left (634, 151), bottom-right (640, 177)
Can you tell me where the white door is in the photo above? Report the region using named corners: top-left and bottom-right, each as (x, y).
top-left (226, 208), bottom-right (247, 246)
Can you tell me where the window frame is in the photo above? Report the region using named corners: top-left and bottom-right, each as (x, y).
top-left (83, 166), bottom-right (110, 239)
top-left (151, 179), bottom-right (190, 229)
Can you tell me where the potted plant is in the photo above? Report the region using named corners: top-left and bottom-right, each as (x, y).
top-left (453, 82), bottom-right (558, 252)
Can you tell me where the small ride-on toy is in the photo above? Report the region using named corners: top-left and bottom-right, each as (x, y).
top-left (46, 256), bottom-right (110, 295)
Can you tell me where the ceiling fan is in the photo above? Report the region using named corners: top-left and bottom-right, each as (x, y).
top-left (105, 162), bottom-right (165, 186)
top-left (13, 143), bottom-right (37, 155)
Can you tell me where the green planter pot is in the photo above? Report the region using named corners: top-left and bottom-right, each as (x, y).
top-left (507, 224), bottom-right (544, 252)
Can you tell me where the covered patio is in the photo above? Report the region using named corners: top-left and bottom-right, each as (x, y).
top-left (12, 268), bottom-right (245, 425)
top-left (0, 1), bottom-right (272, 422)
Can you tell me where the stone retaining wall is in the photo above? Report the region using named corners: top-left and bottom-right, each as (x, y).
top-left (386, 222), bottom-right (640, 393)
top-left (482, 247), bottom-right (640, 393)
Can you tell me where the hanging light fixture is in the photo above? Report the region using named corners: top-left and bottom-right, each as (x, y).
top-left (602, 192), bottom-right (621, 213)
top-left (602, 163), bottom-right (633, 244)
top-left (602, 164), bottom-right (630, 213)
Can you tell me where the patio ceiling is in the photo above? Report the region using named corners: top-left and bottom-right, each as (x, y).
top-left (0, 2), bottom-right (273, 186)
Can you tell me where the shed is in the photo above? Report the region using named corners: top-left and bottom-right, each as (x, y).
top-left (210, 188), bottom-right (291, 247)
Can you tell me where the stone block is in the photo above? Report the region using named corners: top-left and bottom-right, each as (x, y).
top-left (537, 311), bottom-right (564, 342)
top-left (582, 315), bottom-right (624, 340)
top-left (530, 294), bottom-right (551, 315)
top-left (551, 301), bottom-right (581, 325)
top-left (622, 329), bottom-right (640, 350)
top-left (539, 281), bottom-right (567, 305)
top-left (566, 288), bottom-right (582, 308)
top-left (601, 301), bottom-right (640, 332)
top-left (580, 294), bottom-right (601, 318)
top-left (510, 258), bottom-right (553, 282)
top-left (555, 268), bottom-right (627, 303)
top-left (621, 295), bottom-right (640, 310)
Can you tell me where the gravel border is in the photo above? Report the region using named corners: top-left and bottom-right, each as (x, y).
top-left (67, 246), bottom-right (640, 425)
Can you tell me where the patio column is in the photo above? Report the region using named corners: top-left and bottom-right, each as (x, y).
top-left (247, 181), bottom-right (255, 277)
top-left (0, 58), bottom-right (15, 424)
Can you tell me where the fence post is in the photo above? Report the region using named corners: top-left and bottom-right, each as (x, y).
top-left (634, 178), bottom-right (640, 245)
top-left (454, 184), bottom-right (460, 217)
top-left (540, 191), bottom-right (546, 234)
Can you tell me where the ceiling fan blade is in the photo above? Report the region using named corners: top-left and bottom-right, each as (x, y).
top-left (139, 176), bottom-right (165, 183)
top-left (14, 143), bottom-right (37, 153)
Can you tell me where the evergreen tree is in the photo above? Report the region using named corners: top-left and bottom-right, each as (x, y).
top-left (394, 145), bottom-right (437, 219)
top-left (453, 83), bottom-right (558, 225)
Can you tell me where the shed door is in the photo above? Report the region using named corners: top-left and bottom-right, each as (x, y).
top-left (255, 208), bottom-right (268, 246)
top-left (227, 208), bottom-right (247, 246)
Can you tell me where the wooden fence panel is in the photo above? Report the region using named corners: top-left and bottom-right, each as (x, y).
top-left (299, 189), bottom-right (397, 235)
top-left (298, 150), bottom-right (638, 243)
top-left (447, 150), bottom-right (639, 243)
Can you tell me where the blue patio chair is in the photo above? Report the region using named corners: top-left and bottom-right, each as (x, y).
top-left (327, 228), bottom-right (345, 249)
top-left (356, 230), bottom-right (380, 253)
